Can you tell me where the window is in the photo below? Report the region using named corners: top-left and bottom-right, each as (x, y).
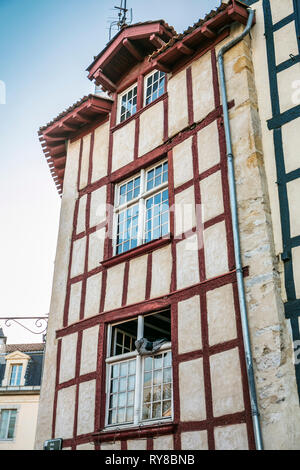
top-left (144, 70), bottom-right (166, 106)
top-left (105, 310), bottom-right (172, 427)
top-left (119, 83), bottom-right (138, 123)
top-left (0, 409), bottom-right (17, 440)
top-left (9, 364), bottom-right (22, 386)
top-left (114, 161), bottom-right (169, 255)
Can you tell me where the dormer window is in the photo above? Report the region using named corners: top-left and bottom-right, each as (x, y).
top-left (144, 71), bottom-right (166, 106)
top-left (119, 83), bottom-right (138, 123)
top-left (9, 365), bottom-right (22, 386)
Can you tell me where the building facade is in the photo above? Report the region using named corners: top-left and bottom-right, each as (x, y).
top-left (0, 329), bottom-right (44, 450)
top-left (35, 0), bottom-right (300, 450)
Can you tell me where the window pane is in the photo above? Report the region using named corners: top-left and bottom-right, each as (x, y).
top-left (108, 359), bottom-right (136, 425)
top-left (116, 203), bottom-right (139, 255)
top-left (120, 86), bottom-right (137, 122)
top-left (142, 350), bottom-right (172, 421)
top-left (0, 411), bottom-right (9, 439)
top-left (144, 189), bottom-right (169, 243)
top-left (111, 320), bottom-right (138, 357)
top-left (145, 71), bottom-right (165, 105)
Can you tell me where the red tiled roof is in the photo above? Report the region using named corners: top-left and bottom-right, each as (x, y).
top-left (4, 343), bottom-right (45, 353)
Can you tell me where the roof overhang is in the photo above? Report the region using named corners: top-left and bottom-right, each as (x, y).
top-left (149, 1), bottom-right (254, 73)
top-left (87, 21), bottom-right (177, 92)
top-left (38, 94), bottom-right (113, 196)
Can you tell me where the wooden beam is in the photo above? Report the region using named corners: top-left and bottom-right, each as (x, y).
top-left (149, 34), bottom-right (166, 49)
top-left (71, 112), bottom-right (89, 124)
top-left (52, 156), bottom-right (66, 169)
top-left (43, 134), bottom-right (65, 144)
top-left (122, 38), bottom-right (144, 62)
top-left (201, 25), bottom-right (216, 38)
top-left (51, 144), bottom-right (66, 157)
top-left (177, 42), bottom-right (194, 56)
top-left (57, 121), bottom-right (77, 132)
top-left (152, 60), bottom-right (171, 73)
top-left (94, 70), bottom-right (117, 93)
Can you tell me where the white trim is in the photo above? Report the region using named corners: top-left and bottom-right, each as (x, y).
top-left (117, 82), bottom-right (138, 124)
top-left (113, 160), bottom-right (169, 256)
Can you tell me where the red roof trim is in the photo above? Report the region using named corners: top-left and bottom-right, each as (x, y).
top-left (149, 1), bottom-right (253, 70)
top-left (87, 21), bottom-right (177, 90)
top-left (39, 94), bottom-right (113, 196)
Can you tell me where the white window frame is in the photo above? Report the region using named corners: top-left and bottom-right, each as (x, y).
top-left (105, 313), bottom-right (173, 429)
top-left (113, 159), bottom-right (169, 256)
top-left (118, 82), bottom-right (138, 124)
top-left (0, 408), bottom-right (18, 441)
top-left (144, 70), bottom-right (166, 107)
top-left (9, 364), bottom-right (23, 386)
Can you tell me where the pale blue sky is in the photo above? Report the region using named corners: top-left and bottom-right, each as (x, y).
top-left (0, 0), bottom-right (219, 343)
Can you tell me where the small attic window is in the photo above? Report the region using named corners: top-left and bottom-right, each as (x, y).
top-left (144, 70), bottom-right (166, 106)
top-left (119, 83), bottom-right (138, 123)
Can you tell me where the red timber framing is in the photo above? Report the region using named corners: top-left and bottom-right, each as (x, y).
top-left (41, 0), bottom-right (257, 451)
top-left (38, 95), bottom-right (113, 196)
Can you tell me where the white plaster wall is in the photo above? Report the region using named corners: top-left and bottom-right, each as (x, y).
top-left (92, 121), bottom-right (109, 183)
top-left (176, 234), bottom-right (200, 290)
top-left (177, 295), bottom-right (202, 354)
top-left (150, 245), bottom-right (172, 298)
top-left (207, 283), bottom-right (237, 346)
top-left (59, 333), bottom-right (77, 383)
top-left (172, 137), bottom-right (194, 188)
top-left (197, 120), bottom-right (220, 174)
top-left (181, 431), bottom-right (208, 450)
top-left (179, 358), bottom-right (206, 422)
top-left (90, 186), bottom-right (107, 229)
top-left (104, 263), bottom-right (125, 311)
top-left (68, 281), bottom-right (82, 325)
top-left (138, 100), bottom-right (164, 157)
top-left (191, 52), bottom-right (215, 122)
top-left (55, 386), bottom-right (76, 439)
top-left (203, 221), bottom-right (228, 279)
top-left (80, 325), bottom-right (99, 375)
top-left (200, 170), bottom-right (224, 223)
top-left (214, 423), bottom-right (248, 450)
top-left (84, 272), bottom-right (102, 318)
top-left (126, 255), bottom-right (147, 305)
top-left (112, 120), bottom-right (135, 172)
top-left (79, 134), bottom-right (91, 190)
top-left (210, 348), bottom-right (244, 417)
top-left (168, 69), bottom-right (188, 137)
top-left (35, 137), bottom-right (81, 449)
top-left (76, 195), bottom-right (87, 234)
top-left (77, 380), bottom-right (96, 436)
top-left (88, 227), bottom-right (105, 271)
top-left (71, 237), bottom-right (86, 278)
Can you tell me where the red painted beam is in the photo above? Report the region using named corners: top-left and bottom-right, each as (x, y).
top-left (177, 42), bottom-right (194, 56)
top-left (94, 70), bottom-right (117, 93)
top-left (122, 38), bottom-right (143, 62)
top-left (201, 25), bottom-right (216, 38)
top-left (149, 34), bottom-right (166, 49)
top-left (152, 60), bottom-right (171, 73)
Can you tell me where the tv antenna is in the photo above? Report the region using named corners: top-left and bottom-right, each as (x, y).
top-left (109, 0), bottom-right (133, 40)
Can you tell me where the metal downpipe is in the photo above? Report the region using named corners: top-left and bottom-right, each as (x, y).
top-left (217, 8), bottom-right (264, 450)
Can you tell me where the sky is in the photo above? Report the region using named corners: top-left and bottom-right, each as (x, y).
top-left (0, 0), bottom-right (220, 343)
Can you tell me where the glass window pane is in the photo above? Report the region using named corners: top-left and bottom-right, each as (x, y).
top-left (0, 411), bottom-right (9, 439)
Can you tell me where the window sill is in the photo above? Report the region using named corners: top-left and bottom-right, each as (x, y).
top-left (92, 420), bottom-right (176, 444)
top-left (101, 235), bottom-right (172, 268)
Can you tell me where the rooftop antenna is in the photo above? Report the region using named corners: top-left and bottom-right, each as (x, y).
top-left (109, 0), bottom-right (133, 40)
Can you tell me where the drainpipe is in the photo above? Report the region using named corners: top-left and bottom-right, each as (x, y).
top-left (217, 8), bottom-right (264, 450)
